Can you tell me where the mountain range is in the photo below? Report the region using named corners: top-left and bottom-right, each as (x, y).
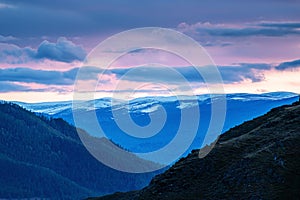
top-left (16, 92), bottom-right (299, 164)
top-left (90, 97), bottom-right (300, 199)
top-left (1, 92), bottom-right (298, 199)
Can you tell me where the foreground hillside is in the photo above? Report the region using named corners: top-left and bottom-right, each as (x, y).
top-left (93, 100), bottom-right (300, 199)
top-left (0, 102), bottom-right (159, 199)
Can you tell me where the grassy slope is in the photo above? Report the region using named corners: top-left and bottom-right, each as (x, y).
top-left (94, 101), bottom-right (300, 199)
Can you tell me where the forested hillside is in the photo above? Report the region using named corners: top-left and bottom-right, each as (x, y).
top-left (0, 102), bottom-right (158, 199)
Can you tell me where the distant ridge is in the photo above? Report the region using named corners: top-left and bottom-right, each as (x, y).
top-left (14, 92), bottom-right (298, 115)
top-left (12, 92), bottom-right (299, 163)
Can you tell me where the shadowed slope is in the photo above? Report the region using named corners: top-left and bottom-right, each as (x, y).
top-left (93, 100), bottom-right (300, 199)
top-left (0, 102), bottom-right (160, 199)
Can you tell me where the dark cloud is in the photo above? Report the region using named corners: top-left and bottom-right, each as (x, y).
top-left (179, 21), bottom-right (300, 38)
top-left (0, 1), bottom-right (94, 37)
top-left (1, 0), bottom-right (300, 37)
top-left (0, 63), bottom-right (270, 92)
top-left (219, 65), bottom-right (267, 83)
top-left (0, 81), bottom-right (30, 92)
top-left (73, 66), bottom-right (105, 80)
top-left (35, 37), bottom-right (86, 62)
top-left (110, 63), bottom-right (270, 84)
top-left (275, 59), bottom-right (300, 70)
top-left (0, 43), bottom-right (35, 64)
top-left (201, 41), bottom-right (232, 47)
top-left (0, 37), bottom-right (86, 63)
top-left (0, 68), bottom-right (74, 85)
top-left (111, 66), bottom-right (203, 84)
top-left (0, 66), bottom-right (101, 85)
top-left (206, 27), bottom-right (300, 37)
top-left (0, 59), bottom-right (298, 93)
top-left (0, 81), bottom-right (72, 93)
top-left (238, 63), bottom-right (271, 70)
top-left (259, 22), bottom-right (300, 28)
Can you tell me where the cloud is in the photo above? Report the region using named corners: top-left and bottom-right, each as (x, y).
top-left (275, 59), bottom-right (300, 70)
top-left (35, 37), bottom-right (86, 62)
top-left (178, 21), bottom-right (300, 38)
top-left (0, 81), bottom-right (30, 92)
top-left (0, 37), bottom-right (86, 64)
top-left (0, 59), bottom-right (298, 94)
top-left (0, 43), bottom-right (35, 64)
top-left (0, 63), bottom-right (270, 94)
top-left (0, 68), bottom-right (74, 85)
top-left (0, 81), bottom-right (72, 93)
top-left (1, 0), bottom-right (300, 38)
top-left (219, 64), bottom-right (270, 83)
top-left (258, 22), bottom-right (300, 29)
top-left (110, 63), bottom-right (270, 84)
top-left (0, 66), bottom-right (101, 85)
top-left (0, 35), bottom-right (17, 42)
top-left (110, 66), bottom-right (203, 84)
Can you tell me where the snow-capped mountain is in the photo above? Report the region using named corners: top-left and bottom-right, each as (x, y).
top-left (14, 92), bottom-right (299, 164)
top-left (16, 92), bottom-right (297, 115)
top-left (15, 101), bottom-right (72, 115)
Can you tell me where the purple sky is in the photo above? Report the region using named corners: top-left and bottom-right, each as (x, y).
top-left (0, 0), bottom-right (300, 102)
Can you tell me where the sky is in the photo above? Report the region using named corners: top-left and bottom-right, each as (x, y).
top-left (0, 0), bottom-right (300, 102)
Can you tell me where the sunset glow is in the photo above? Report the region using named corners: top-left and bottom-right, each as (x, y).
top-left (1, 1), bottom-right (300, 102)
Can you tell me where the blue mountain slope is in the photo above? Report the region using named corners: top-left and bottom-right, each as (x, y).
top-left (16, 92), bottom-right (299, 164)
